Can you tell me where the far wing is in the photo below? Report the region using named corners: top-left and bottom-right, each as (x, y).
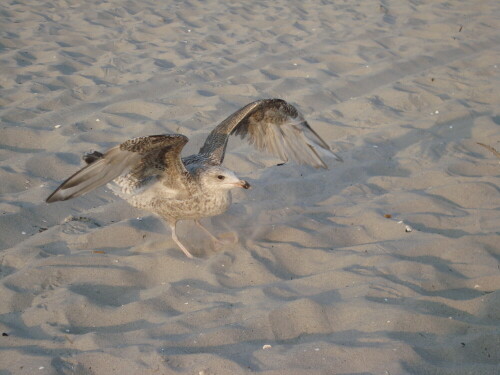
top-left (199, 99), bottom-right (342, 168)
top-left (46, 134), bottom-right (189, 203)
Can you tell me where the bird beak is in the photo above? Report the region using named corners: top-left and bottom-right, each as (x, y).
top-left (239, 180), bottom-right (251, 189)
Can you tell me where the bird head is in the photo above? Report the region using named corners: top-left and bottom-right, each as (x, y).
top-left (201, 166), bottom-right (250, 191)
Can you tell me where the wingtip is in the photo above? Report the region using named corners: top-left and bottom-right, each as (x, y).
top-left (46, 187), bottom-right (71, 203)
top-left (315, 144), bottom-right (343, 164)
top-left (332, 152), bottom-right (343, 163)
top-left (311, 151), bottom-right (342, 169)
top-left (45, 192), bottom-right (60, 203)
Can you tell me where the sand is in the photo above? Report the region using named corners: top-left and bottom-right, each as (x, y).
top-left (1, 0), bottom-right (499, 374)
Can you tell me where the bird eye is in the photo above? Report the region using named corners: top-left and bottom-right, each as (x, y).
top-left (217, 175), bottom-right (225, 180)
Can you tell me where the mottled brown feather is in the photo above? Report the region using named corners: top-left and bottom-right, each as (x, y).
top-left (199, 99), bottom-right (341, 167)
top-left (46, 134), bottom-right (188, 203)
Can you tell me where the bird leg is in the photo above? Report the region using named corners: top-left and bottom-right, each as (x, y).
top-left (169, 222), bottom-right (194, 258)
top-left (195, 220), bottom-right (238, 245)
top-left (195, 220), bottom-right (220, 243)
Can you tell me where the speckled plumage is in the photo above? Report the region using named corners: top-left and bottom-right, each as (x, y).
top-left (46, 99), bottom-right (342, 258)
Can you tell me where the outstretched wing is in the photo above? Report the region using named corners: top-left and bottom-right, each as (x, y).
top-left (46, 134), bottom-right (189, 203)
top-left (199, 99), bottom-right (342, 168)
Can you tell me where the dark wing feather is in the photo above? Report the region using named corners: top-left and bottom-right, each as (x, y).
top-left (83, 151), bottom-right (104, 164)
top-left (46, 134), bottom-right (189, 203)
top-left (199, 99), bottom-right (342, 168)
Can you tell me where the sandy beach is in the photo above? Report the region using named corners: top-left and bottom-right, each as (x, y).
top-left (1, 0), bottom-right (499, 374)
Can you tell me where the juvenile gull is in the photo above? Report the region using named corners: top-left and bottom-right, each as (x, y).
top-left (46, 99), bottom-right (342, 258)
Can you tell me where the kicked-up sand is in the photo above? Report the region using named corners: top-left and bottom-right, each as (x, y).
top-left (0, 0), bottom-right (499, 374)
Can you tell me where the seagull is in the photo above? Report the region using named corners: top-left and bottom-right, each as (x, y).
top-left (46, 99), bottom-right (342, 258)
